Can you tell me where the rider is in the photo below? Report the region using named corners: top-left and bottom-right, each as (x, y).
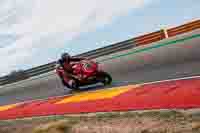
top-left (55, 52), bottom-right (86, 88)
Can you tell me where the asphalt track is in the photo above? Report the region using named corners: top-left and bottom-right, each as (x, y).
top-left (0, 29), bottom-right (200, 106)
top-left (0, 77), bottom-right (200, 120)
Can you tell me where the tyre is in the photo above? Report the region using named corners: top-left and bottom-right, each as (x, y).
top-left (59, 75), bottom-right (70, 88)
top-left (68, 79), bottom-right (80, 90)
top-left (98, 71), bottom-right (112, 85)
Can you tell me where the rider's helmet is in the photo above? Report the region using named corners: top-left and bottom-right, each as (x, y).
top-left (61, 52), bottom-right (71, 63)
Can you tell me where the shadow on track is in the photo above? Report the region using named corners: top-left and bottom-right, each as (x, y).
top-left (64, 81), bottom-right (132, 94)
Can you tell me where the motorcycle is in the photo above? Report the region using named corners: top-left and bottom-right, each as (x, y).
top-left (55, 59), bottom-right (112, 90)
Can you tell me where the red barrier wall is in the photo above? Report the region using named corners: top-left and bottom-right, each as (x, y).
top-left (134, 19), bottom-right (200, 46)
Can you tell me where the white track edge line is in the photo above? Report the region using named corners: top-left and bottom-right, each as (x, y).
top-left (5, 75), bottom-right (200, 106)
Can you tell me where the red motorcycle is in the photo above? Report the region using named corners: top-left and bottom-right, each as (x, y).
top-left (56, 59), bottom-right (112, 90)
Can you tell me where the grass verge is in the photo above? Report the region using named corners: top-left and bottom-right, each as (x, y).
top-left (0, 109), bottom-right (199, 133)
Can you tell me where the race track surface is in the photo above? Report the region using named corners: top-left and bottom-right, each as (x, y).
top-left (0, 29), bottom-right (200, 105)
top-left (1, 77), bottom-right (200, 120)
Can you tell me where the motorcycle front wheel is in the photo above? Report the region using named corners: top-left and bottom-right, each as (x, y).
top-left (68, 79), bottom-right (80, 90)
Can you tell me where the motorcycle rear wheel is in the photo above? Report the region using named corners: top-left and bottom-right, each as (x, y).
top-left (98, 71), bottom-right (112, 85)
